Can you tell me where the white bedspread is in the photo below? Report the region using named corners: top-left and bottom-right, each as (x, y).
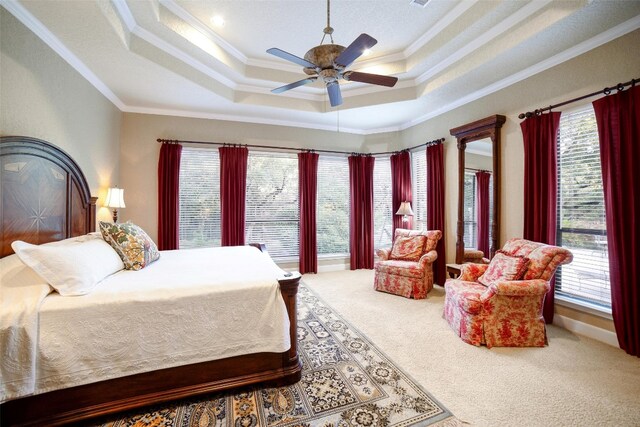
top-left (0, 255), bottom-right (52, 401)
top-left (3, 245), bottom-right (291, 401)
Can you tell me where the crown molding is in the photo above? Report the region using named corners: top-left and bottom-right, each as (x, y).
top-left (400, 14), bottom-right (640, 131)
top-left (246, 57), bottom-right (302, 74)
top-left (121, 105), bottom-right (366, 135)
top-left (111, 0), bottom-right (135, 31)
top-left (0, 0), bottom-right (126, 109)
top-left (404, 0), bottom-right (478, 58)
top-left (415, 0), bottom-right (552, 84)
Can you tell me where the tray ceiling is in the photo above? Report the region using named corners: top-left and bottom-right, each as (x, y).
top-left (3, 0), bottom-right (640, 134)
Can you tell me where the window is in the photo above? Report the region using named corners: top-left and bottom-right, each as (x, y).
top-left (556, 106), bottom-right (611, 308)
top-left (178, 147), bottom-right (221, 249)
top-left (317, 156), bottom-right (350, 255)
top-left (373, 157), bottom-right (393, 249)
top-left (245, 151), bottom-right (299, 259)
top-left (463, 170), bottom-right (476, 248)
top-left (411, 150), bottom-right (427, 230)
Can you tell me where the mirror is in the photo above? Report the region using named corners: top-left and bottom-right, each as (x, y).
top-left (450, 115), bottom-right (506, 264)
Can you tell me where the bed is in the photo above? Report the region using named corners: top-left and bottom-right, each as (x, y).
top-left (0, 136), bottom-right (302, 426)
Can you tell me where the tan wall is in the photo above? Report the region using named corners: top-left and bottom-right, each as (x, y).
top-left (0, 9), bottom-right (122, 223)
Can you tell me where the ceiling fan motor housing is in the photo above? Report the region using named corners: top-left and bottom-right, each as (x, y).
top-left (303, 44), bottom-right (346, 75)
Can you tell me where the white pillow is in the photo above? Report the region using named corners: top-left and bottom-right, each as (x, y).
top-left (11, 239), bottom-right (125, 296)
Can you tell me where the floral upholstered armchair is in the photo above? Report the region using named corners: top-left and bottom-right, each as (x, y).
top-left (463, 249), bottom-right (489, 264)
top-left (444, 238), bottom-right (573, 348)
top-left (374, 229), bottom-right (442, 299)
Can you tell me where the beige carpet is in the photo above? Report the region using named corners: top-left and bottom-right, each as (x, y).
top-left (302, 270), bottom-right (640, 427)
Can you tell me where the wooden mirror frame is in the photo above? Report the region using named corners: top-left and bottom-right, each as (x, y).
top-left (450, 114), bottom-right (506, 264)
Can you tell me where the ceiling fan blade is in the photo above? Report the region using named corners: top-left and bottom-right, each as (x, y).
top-left (334, 33), bottom-right (377, 68)
top-left (344, 71), bottom-right (398, 87)
top-left (271, 77), bottom-right (318, 94)
top-left (267, 48), bottom-right (318, 69)
top-left (327, 82), bottom-right (343, 107)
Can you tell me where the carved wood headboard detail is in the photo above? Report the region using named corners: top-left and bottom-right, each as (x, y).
top-left (0, 136), bottom-right (97, 257)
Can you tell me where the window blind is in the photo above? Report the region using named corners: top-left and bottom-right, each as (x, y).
top-left (178, 147), bottom-right (221, 249)
top-left (317, 156), bottom-right (350, 255)
top-left (245, 151), bottom-right (299, 259)
top-left (463, 170), bottom-right (477, 248)
top-left (556, 107), bottom-right (611, 307)
top-left (373, 157), bottom-right (393, 249)
top-left (411, 150), bottom-right (427, 230)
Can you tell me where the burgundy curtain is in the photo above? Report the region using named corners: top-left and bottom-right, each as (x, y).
top-left (391, 151), bottom-right (412, 235)
top-left (349, 155), bottom-right (375, 270)
top-left (157, 143), bottom-right (182, 250)
top-left (475, 171), bottom-right (491, 258)
top-left (219, 146), bottom-right (248, 247)
top-left (593, 85), bottom-right (640, 357)
top-left (426, 143), bottom-right (446, 286)
top-left (298, 152), bottom-right (319, 274)
top-left (521, 111), bottom-right (561, 324)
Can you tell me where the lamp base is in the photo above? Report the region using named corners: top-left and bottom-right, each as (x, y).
top-left (112, 209), bottom-right (119, 223)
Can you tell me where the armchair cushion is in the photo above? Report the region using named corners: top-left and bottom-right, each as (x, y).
top-left (375, 260), bottom-right (424, 279)
top-left (390, 235), bottom-right (427, 261)
top-left (477, 251), bottom-right (529, 287)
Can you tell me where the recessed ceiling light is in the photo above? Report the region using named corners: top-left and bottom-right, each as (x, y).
top-left (211, 15), bottom-right (225, 27)
top-left (362, 48), bottom-right (371, 56)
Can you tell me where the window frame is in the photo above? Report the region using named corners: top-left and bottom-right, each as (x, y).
top-left (555, 104), bottom-right (612, 314)
top-left (178, 146), bottom-right (221, 249)
top-left (316, 155), bottom-right (350, 257)
top-left (244, 150), bottom-right (300, 261)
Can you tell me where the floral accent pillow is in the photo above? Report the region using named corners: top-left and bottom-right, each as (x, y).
top-left (390, 235), bottom-right (427, 262)
top-left (99, 221), bottom-right (160, 270)
top-left (477, 251), bottom-right (529, 287)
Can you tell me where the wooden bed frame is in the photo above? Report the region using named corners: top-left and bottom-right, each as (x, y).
top-left (0, 136), bottom-right (302, 426)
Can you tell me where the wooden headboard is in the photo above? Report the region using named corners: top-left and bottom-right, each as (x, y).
top-left (0, 136), bottom-right (97, 257)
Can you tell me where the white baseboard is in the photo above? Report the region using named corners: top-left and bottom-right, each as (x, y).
top-left (275, 260), bottom-right (350, 273)
top-left (553, 314), bottom-right (619, 347)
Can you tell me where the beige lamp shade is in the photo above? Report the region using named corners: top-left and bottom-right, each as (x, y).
top-left (105, 187), bottom-right (125, 223)
top-left (396, 201), bottom-right (414, 223)
top-left (104, 187), bottom-right (126, 209)
top-left (395, 201), bottom-right (414, 217)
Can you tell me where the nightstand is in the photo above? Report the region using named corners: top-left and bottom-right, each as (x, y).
top-left (446, 263), bottom-right (462, 279)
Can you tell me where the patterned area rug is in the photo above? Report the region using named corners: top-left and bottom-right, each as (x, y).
top-left (97, 283), bottom-right (461, 426)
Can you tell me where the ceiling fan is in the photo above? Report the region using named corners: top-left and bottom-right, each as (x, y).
top-left (266, 0), bottom-right (398, 107)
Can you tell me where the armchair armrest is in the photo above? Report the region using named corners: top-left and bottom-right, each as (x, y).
top-left (481, 279), bottom-right (550, 300)
top-left (376, 248), bottom-right (391, 260)
top-left (459, 263), bottom-right (489, 281)
top-left (418, 250), bottom-right (438, 268)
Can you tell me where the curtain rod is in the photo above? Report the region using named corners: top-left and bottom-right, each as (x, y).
top-left (156, 137), bottom-right (445, 156)
top-left (518, 77), bottom-right (638, 119)
top-left (465, 167), bottom-right (491, 173)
